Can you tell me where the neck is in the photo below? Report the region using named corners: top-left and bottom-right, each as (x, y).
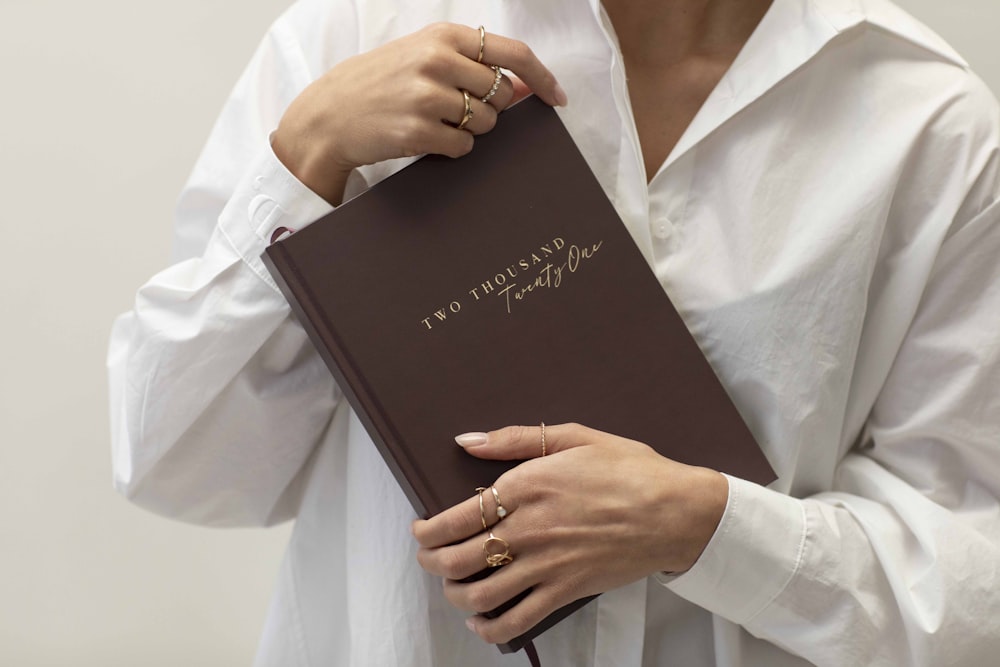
top-left (601, 0), bottom-right (774, 66)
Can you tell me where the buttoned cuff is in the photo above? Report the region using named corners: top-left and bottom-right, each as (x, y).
top-left (217, 141), bottom-right (347, 291)
top-left (656, 474), bottom-right (806, 624)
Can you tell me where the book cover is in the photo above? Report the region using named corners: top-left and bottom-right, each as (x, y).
top-left (262, 96), bottom-right (775, 653)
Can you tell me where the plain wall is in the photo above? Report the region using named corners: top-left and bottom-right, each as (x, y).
top-left (0, 1), bottom-right (996, 665)
top-left (0, 2), bottom-right (293, 666)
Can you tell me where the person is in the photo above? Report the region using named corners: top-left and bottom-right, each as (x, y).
top-left (108, 0), bottom-right (1000, 664)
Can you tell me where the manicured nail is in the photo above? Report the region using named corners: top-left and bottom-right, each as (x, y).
top-left (455, 432), bottom-right (489, 448)
top-left (465, 617), bottom-right (477, 632)
top-left (553, 82), bottom-right (568, 107)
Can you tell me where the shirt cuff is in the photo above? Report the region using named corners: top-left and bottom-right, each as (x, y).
top-left (217, 140), bottom-right (341, 291)
top-left (656, 474), bottom-right (807, 624)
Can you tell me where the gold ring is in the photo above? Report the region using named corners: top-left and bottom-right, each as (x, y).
top-left (476, 25), bottom-right (486, 63)
top-left (483, 532), bottom-right (513, 567)
top-left (481, 65), bottom-right (502, 103)
top-left (457, 89), bottom-right (474, 131)
top-left (490, 485), bottom-right (508, 520)
top-left (475, 487), bottom-right (489, 530)
top-left (540, 422), bottom-right (546, 457)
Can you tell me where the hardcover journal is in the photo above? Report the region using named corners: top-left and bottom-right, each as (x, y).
top-left (262, 96), bottom-right (775, 653)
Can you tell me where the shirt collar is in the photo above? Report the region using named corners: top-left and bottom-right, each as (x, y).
top-left (658, 0), bottom-right (966, 171)
top-left (836, 0), bottom-right (967, 66)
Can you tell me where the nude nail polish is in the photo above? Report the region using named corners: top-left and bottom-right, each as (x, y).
top-left (554, 82), bottom-right (569, 106)
top-left (455, 432), bottom-right (489, 448)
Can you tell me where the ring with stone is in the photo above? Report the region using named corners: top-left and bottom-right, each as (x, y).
top-left (490, 485), bottom-right (508, 520)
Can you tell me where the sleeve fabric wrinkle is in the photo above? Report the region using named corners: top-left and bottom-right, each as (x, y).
top-left (109, 9), bottom-right (343, 527)
top-left (666, 76), bottom-right (1000, 666)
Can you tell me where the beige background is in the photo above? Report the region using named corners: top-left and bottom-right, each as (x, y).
top-left (0, 1), bottom-right (996, 665)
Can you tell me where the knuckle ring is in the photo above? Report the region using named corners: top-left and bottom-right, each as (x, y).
top-left (481, 65), bottom-right (503, 103)
top-left (457, 89), bottom-right (474, 131)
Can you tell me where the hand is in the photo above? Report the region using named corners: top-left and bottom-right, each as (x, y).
top-left (272, 23), bottom-right (567, 205)
top-left (411, 423), bottom-right (728, 645)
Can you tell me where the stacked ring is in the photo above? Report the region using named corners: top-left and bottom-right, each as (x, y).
top-left (476, 25), bottom-right (486, 63)
top-left (475, 486), bottom-right (489, 529)
top-left (481, 65), bottom-right (503, 103)
top-left (476, 486), bottom-right (514, 567)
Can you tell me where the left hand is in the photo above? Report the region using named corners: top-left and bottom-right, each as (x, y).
top-left (411, 423), bottom-right (729, 645)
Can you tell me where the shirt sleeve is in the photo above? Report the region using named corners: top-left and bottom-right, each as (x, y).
top-left (662, 84), bottom-right (1000, 665)
top-left (107, 4), bottom-right (364, 527)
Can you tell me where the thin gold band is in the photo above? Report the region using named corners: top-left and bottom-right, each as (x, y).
top-left (475, 487), bottom-right (489, 530)
top-left (476, 25), bottom-right (486, 63)
top-left (457, 89), bottom-right (474, 131)
top-left (540, 422), bottom-right (546, 457)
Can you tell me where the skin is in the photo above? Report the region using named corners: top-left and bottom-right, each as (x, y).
top-left (602, 0), bottom-right (775, 179)
top-left (271, 0), bottom-right (773, 648)
top-left (271, 23), bottom-right (567, 205)
top-left (412, 424), bottom-right (728, 645)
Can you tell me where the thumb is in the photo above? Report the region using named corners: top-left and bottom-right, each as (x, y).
top-left (454, 422), bottom-right (592, 460)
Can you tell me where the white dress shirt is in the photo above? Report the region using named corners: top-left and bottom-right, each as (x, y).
top-left (108, 0), bottom-right (1000, 665)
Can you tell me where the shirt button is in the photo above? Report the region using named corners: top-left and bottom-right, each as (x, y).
top-left (652, 219), bottom-right (672, 239)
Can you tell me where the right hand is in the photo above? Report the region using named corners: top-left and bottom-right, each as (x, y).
top-left (271, 22), bottom-right (567, 205)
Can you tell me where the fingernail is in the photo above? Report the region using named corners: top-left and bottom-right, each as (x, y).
top-left (465, 617), bottom-right (477, 632)
top-left (554, 82), bottom-right (568, 107)
top-left (455, 432), bottom-right (489, 448)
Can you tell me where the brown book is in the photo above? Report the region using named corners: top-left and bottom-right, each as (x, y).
top-left (262, 96), bottom-right (775, 654)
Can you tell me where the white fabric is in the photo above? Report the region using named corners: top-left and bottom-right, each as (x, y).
top-left (107, 0), bottom-right (1000, 665)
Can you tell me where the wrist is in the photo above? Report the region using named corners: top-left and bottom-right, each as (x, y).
top-left (667, 466), bottom-right (729, 573)
top-left (271, 122), bottom-right (354, 206)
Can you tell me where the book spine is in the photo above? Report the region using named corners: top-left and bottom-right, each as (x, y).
top-left (262, 245), bottom-right (435, 517)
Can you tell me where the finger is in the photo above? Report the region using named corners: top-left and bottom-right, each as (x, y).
top-left (451, 26), bottom-right (567, 107)
top-left (412, 494), bottom-right (483, 548)
top-left (417, 121), bottom-right (475, 159)
top-left (454, 422), bottom-right (596, 460)
top-left (437, 51), bottom-right (513, 113)
top-left (416, 531), bottom-right (493, 580)
top-left (443, 559), bottom-right (538, 613)
top-left (413, 484), bottom-right (517, 548)
top-left (465, 582), bottom-right (575, 645)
